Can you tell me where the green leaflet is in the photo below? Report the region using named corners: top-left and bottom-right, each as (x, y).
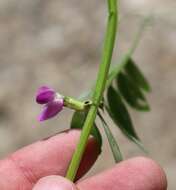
top-left (106, 86), bottom-right (146, 151)
top-left (125, 58), bottom-right (151, 92)
top-left (71, 111), bottom-right (102, 149)
top-left (98, 112), bottom-right (123, 163)
top-left (106, 86), bottom-right (139, 139)
top-left (117, 72), bottom-right (150, 111)
top-left (107, 54), bottom-right (130, 87)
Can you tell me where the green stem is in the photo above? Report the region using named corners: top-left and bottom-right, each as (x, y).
top-left (66, 0), bottom-right (118, 181)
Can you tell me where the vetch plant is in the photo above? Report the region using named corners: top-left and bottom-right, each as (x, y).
top-left (35, 0), bottom-right (151, 182)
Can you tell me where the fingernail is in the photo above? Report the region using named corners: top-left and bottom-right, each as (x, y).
top-left (42, 129), bottom-right (70, 141)
top-left (33, 176), bottom-right (78, 190)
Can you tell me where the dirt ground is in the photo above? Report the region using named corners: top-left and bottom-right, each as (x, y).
top-left (0, 0), bottom-right (175, 189)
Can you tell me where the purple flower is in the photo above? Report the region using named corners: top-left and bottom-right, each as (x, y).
top-left (36, 86), bottom-right (64, 121)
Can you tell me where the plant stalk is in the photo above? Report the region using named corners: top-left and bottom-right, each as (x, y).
top-left (66, 0), bottom-right (118, 181)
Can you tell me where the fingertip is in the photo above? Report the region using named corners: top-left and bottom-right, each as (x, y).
top-left (113, 156), bottom-right (167, 190)
top-left (33, 175), bottom-right (78, 190)
top-left (77, 156), bottom-right (167, 190)
top-left (131, 157), bottom-right (167, 190)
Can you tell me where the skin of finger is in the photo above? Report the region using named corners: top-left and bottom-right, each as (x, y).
top-left (0, 130), bottom-right (99, 190)
top-left (77, 157), bottom-right (167, 190)
top-left (33, 176), bottom-right (78, 190)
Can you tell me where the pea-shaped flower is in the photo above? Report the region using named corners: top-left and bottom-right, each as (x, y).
top-left (36, 86), bottom-right (64, 121)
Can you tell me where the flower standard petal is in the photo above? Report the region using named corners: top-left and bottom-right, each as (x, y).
top-left (38, 99), bottom-right (64, 121)
top-left (36, 86), bottom-right (55, 104)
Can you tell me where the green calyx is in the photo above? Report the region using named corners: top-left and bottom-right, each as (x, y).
top-left (64, 96), bottom-right (92, 111)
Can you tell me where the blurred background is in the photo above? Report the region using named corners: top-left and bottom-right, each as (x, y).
top-left (0, 0), bottom-right (175, 189)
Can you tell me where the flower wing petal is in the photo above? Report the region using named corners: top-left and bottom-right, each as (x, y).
top-left (38, 99), bottom-right (64, 121)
